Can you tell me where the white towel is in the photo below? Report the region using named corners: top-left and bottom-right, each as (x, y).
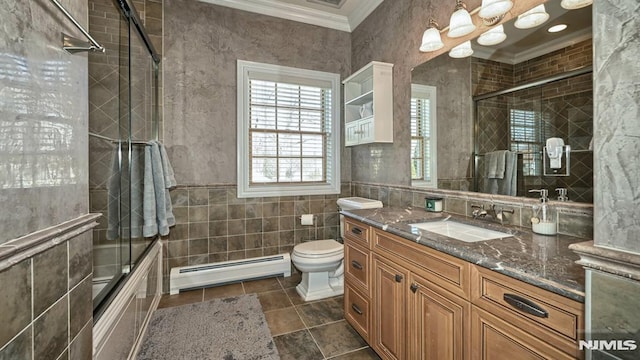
top-left (486, 150), bottom-right (508, 179)
top-left (106, 149), bottom-right (120, 240)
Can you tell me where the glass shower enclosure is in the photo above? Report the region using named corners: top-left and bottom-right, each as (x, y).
top-left (88, 0), bottom-right (160, 313)
top-left (473, 68), bottom-right (593, 203)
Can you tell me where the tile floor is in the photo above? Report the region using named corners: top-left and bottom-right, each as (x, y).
top-left (157, 273), bottom-right (381, 360)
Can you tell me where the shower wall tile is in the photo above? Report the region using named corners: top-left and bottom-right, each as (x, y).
top-left (33, 243), bottom-right (68, 318)
top-left (163, 0), bottom-right (351, 186)
top-left (0, 261), bottom-right (31, 347)
top-left (33, 295), bottom-right (68, 360)
top-left (0, 225), bottom-right (94, 360)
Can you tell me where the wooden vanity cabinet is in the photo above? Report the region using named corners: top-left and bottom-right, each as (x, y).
top-left (372, 254), bottom-right (409, 360)
top-left (343, 218), bottom-right (373, 342)
top-left (341, 217), bottom-right (584, 360)
top-left (470, 266), bottom-right (584, 359)
top-left (371, 227), bottom-right (471, 360)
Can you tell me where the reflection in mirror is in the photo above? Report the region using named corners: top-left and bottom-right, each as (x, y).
top-left (410, 1), bottom-right (593, 203)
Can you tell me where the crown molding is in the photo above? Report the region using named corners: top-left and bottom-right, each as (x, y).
top-left (199, 0), bottom-right (349, 31)
top-left (346, 0), bottom-right (383, 31)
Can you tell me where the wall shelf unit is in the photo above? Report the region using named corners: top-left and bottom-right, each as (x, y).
top-left (343, 61), bottom-right (394, 146)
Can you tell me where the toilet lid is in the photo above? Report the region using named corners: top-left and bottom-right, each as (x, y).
top-left (294, 240), bottom-right (343, 256)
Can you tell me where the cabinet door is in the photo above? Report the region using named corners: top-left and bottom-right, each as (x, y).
top-left (408, 274), bottom-right (469, 360)
top-left (358, 117), bottom-right (375, 144)
top-left (471, 306), bottom-right (574, 360)
top-left (372, 255), bottom-right (408, 360)
top-left (345, 121), bottom-right (360, 146)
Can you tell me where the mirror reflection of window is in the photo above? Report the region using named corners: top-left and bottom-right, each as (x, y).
top-left (410, 84), bottom-right (437, 188)
top-left (509, 108), bottom-right (543, 176)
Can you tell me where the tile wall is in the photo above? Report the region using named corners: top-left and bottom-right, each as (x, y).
top-left (161, 184), bottom-right (351, 291)
top-left (0, 232), bottom-right (93, 360)
top-left (351, 182), bottom-right (594, 239)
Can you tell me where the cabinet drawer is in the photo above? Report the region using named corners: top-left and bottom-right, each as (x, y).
top-left (471, 265), bottom-right (584, 357)
top-left (471, 306), bottom-right (575, 360)
top-left (345, 243), bottom-right (370, 295)
top-left (344, 218), bottom-right (370, 247)
top-left (345, 284), bottom-right (370, 342)
top-left (372, 228), bottom-right (470, 300)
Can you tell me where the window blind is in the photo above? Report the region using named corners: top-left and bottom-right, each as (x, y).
top-left (410, 97), bottom-right (431, 181)
top-left (249, 79), bottom-right (331, 184)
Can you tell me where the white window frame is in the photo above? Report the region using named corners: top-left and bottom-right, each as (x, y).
top-left (237, 60), bottom-right (341, 198)
top-left (410, 84), bottom-right (438, 188)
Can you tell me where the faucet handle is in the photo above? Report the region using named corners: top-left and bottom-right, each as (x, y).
top-left (555, 188), bottom-right (569, 201)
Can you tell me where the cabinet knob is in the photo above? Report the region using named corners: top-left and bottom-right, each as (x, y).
top-left (395, 274), bottom-right (403, 283)
top-left (351, 260), bottom-right (363, 270)
top-left (410, 283), bottom-right (419, 293)
top-left (351, 227), bottom-right (362, 235)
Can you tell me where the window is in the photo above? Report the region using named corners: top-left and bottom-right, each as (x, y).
top-left (237, 60), bottom-right (340, 198)
top-left (509, 109), bottom-right (542, 176)
top-left (410, 84), bottom-right (437, 187)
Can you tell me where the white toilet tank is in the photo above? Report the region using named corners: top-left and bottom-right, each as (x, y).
top-left (337, 197), bottom-right (383, 238)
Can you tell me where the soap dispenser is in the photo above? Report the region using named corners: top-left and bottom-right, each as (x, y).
top-left (529, 189), bottom-right (557, 236)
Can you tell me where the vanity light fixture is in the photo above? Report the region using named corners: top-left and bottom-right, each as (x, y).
top-left (478, 0), bottom-right (513, 22)
top-left (561, 0), bottom-right (592, 10)
top-left (514, 4), bottom-right (549, 29)
top-left (548, 24), bottom-right (568, 33)
top-left (477, 24), bottom-right (507, 46)
top-left (448, 0), bottom-right (476, 38)
top-left (419, 19), bottom-right (444, 52)
top-left (449, 40), bottom-right (474, 58)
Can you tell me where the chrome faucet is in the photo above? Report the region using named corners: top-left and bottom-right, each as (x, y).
top-left (471, 203), bottom-right (514, 225)
top-left (471, 204), bottom-right (487, 219)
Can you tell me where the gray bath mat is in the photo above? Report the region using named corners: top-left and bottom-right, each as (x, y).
top-left (137, 294), bottom-right (280, 360)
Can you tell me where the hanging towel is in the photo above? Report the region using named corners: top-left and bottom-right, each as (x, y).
top-left (130, 146), bottom-right (144, 239)
top-left (143, 145), bottom-right (158, 237)
top-left (498, 151), bottom-right (518, 196)
top-left (106, 149), bottom-right (121, 240)
top-left (159, 143), bottom-right (177, 188)
top-left (486, 150), bottom-right (508, 179)
top-left (156, 141), bottom-right (176, 228)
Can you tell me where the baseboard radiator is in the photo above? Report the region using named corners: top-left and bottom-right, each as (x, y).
top-left (169, 253), bottom-right (291, 295)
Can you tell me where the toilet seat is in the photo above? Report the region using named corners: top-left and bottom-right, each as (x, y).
top-left (293, 240), bottom-right (343, 258)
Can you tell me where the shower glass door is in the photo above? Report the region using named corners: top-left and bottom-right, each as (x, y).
top-left (89, 0), bottom-right (159, 312)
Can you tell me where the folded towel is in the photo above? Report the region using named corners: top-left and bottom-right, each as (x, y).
top-left (486, 150), bottom-right (508, 179)
top-left (106, 149), bottom-right (121, 240)
top-left (143, 145), bottom-right (158, 237)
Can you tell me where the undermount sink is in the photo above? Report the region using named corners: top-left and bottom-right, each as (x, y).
top-left (410, 221), bottom-right (512, 243)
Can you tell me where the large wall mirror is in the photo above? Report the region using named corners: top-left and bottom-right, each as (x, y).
top-left (411, 1), bottom-right (593, 203)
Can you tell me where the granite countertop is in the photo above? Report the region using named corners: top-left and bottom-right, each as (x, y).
top-left (341, 207), bottom-right (587, 303)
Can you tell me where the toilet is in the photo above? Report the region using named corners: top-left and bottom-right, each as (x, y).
top-left (291, 197), bottom-right (383, 301)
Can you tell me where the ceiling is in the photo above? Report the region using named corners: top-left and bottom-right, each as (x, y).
top-left (197, 0), bottom-right (384, 32)
top-left (473, 2), bottom-right (593, 64)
